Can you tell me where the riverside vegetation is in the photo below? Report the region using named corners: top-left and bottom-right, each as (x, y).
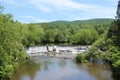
top-left (76, 20), bottom-right (120, 80)
top-left (0, 6), bottom-right (28, 80)
top-left (0, 4), bottom-right (119, 80)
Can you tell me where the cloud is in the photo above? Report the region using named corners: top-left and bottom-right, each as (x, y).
top-left (27, 0), bottom-right (116, 15)
top-left (35, 4), bottom-right (51, 12)
top-left (0, 0), bottom-right (22, 6)
top-left (72, 4), bottom-right (116, 20)
top-left (27, 0), bottom-right (51, 12)
top-left (27, 0), bottom-right (96, 12)
top-left (43, 0), bottom-right (94, 10)
top-left (1, 0), bottom-right (117, 22)
top-left (20, 16), bottom-right (48, 23)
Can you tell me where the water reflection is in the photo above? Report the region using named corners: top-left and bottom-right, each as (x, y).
top-left (11, 60), bottom-right (41, 80)
top-left (11, 58), bottom-right (113, 80)
top-left (76, 63), bottom-right (113, 80)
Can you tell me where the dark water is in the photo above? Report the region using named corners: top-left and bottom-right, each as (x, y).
top-left (11, 57), bottom-right (113, 80)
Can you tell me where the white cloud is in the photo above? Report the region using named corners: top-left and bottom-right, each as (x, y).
top-left (0, 0), bottom-right (22, 6)
top-left (27, 0), bottom-right (96, 12)
top-left (43, 0), bottom-right (94, 10)
top-left (27, 0), bottom-right (51, 12)
top-left (1, 0), bottom-right (117, 22)
top-left (20, 16), bottom-right (48, 23)
top-left (36, 4), bottom-right (51, 12)
top-left (34, 18), bottom-right (48, 23)
top-left (27, 0), bottom-right (117, 16)
top-left (72, 4), bottom-right (116, 20)
top-left (74, 8), bottom-right (115, 20)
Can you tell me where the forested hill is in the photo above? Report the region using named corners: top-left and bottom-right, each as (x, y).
top-left (35, 18), bottom-right (114, 25)
top-left (23, 18), bottom-right (113, 46)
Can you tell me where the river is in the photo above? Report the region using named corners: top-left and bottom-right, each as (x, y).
top-left (11, 57), bottom-right (113, 80)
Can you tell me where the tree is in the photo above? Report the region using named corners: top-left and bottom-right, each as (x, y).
top-left (71, 29), bottom-right (98, 45)
top-left (107, 21), bottom-right (120, 47)
top-left (0, 13), bottom-right (28, 79)
top-left (43, 29), bottom-right (56, 43)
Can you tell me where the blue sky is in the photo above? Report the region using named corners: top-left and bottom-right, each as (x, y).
top-left (0, 0), bottom-right (118, 23)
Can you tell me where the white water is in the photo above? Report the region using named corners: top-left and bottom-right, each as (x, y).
top-left (26, 46), bottom-right (89, 54)
top-left (26, 46), bottom-right (90, 58)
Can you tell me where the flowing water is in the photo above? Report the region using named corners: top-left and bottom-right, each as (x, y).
top-left (11, 57), bottom-right (113, 80)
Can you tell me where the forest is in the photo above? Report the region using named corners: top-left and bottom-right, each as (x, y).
top-left (24, 19), bottom-right (113, 46)
top-left (1, 4), bottom-right (120, 80)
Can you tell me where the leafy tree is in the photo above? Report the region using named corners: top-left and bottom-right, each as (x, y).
top-left (71, 29), bottom-right (98, 45)
top-left (0, 12), bottom-right (28, 79)
top-left (43, 29), bottom-right (56, 43)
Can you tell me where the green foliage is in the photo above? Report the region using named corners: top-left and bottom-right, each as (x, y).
top-left (71, 29), bottom-right (98, 45)
top-left (106, 21), bottom-right (120, 79)
top-left (43, 29), bottom-right (56, 43)
top-left (107, 21), bottom-right (120, 47)
top-left (79, 20), bottom-right (120, 80)
top-left (76, 53), bottom-right (88, 63)
top-left (0, 13), bottom-right (29, 79)
top-left (23, 24), bottom-right (44, 46)
top-left (25, 19), bottom-right (109, 45)
top-left (55, 29), bottom-right (71, 43)
top-left (31, 18), bottom-right (112, 45)
top-left (112, 59), bottom-right (120, 80)
top-left (112, 60), bottom-right (120, 68)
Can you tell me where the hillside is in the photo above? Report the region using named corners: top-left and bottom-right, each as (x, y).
top-left (34, 18), bottom-right (114, 25)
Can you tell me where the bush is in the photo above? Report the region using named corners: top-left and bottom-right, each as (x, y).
top-left (76, 53), bottom-right (88, 63)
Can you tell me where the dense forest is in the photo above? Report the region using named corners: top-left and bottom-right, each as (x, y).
top-left (26, 19), bottom-right (113, 46)
top-left (1, 4), bottom-right (120, 80)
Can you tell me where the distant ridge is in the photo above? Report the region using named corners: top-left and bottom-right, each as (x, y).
top-left (34, 18), bottom-right (114, 25)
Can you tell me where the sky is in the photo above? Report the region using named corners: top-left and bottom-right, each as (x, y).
top-left (0, 0), bottom-right (118, 23)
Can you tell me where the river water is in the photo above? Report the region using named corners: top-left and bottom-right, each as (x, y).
top-left (11, 57), bottom-right (113, 80)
